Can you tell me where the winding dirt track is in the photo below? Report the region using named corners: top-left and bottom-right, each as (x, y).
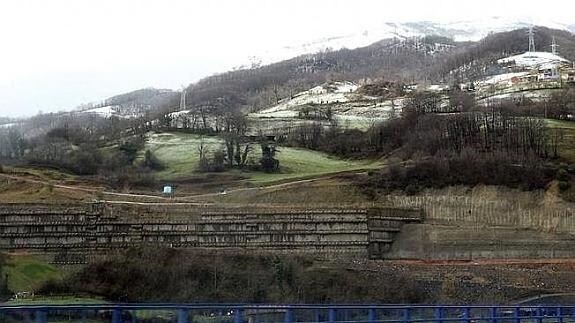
top-left (0, 173), bottom-right (172, 202)
top-left (0, 168), bottom-right (369, 203)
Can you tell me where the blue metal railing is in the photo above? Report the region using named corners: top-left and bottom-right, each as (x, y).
top-left (0, 304), bottom-right (574, 323)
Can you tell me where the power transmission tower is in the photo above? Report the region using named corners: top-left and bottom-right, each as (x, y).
top-left (180, 87), bottom-right (187, 110)
top-left (528, 27), bottom-right (535, 52)
top-left (551, 36), bottom-right (559, 55)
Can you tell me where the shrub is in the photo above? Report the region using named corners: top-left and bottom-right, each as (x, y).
top-left (142, 150), bottom-right (164, 171)
top-left (405, 184), bottom-right (420, 195)
top-left (557, 169), bottom-right (569, 182)
top-left (197, 150), bottom-right (227, 173)
top-left (101, 166), bottom-right (157, 189)
top-left (118, 138), bottom-right (144, 164)
top-left (260, 144), bottom-right (279, 172)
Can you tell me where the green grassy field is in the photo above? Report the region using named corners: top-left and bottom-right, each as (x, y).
top-left (546, 119), bottom-right (575, 162)
top-left (3, 254), bottom-right (63, 292)
top-left (7, 296), bottom-right (104, 305)
top-left (247, 147), bottom-right (380, 183)
top-left (145, 132), bottom-right (381, 184)
top-left (145, 132), bottom-right (223, 180)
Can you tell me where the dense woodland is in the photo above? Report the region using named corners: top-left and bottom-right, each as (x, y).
top-left (40, 247), bottom-right (426, 303)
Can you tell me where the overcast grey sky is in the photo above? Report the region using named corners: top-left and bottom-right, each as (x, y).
top-left (0, 0), bottom-right (574, 117)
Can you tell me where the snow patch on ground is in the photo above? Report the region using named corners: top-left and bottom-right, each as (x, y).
top-left (168, 109), bottom-right (191, 118)
top-left (425, 84), bottom-right (450, 92)
top-left (255, 81), bottom-right (359, 115)
top-left (478, 72), bottom-right (529, 86)
top-left (80, 105), bottom-right (121, 118)
top-left (249, 81), bottom-right (404, 131)
top-left (77, 105), bottom-right (144, 119)
top-left (0, 123), bottom-right (19, 128)
top-left (477, 89), bottom-right (559, 105)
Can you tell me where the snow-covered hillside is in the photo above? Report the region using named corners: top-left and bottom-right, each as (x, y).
top-left (240, 16), bottom-right (575, 68)
top-left (250, 81), bottom-right (402, 130)
top-left (79, 105), bottom-right (123, 118)
top-left (256, 81), bottom-right (360, 117)
top-left (72, 88), bottom-right (180, 119)
top-left (498, 52), bottom-right (570, 68)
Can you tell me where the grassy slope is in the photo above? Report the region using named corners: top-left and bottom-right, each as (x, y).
top-left (7, 296), bottom-right (104, 305)
top-left (546, 119), bottom-right (575, 162)
top-left (4, 166), bottom-right (77, 183)
top-left (0, 178), bottom-right (87, 203)
top-left (145, 132), bottom-right (222, 180)
top-left (248, 147), bottom-right (379, 184)
top-left (145, 132), bottom-right (381, 184)
top-left (3, 254), bottom-right (63, 292)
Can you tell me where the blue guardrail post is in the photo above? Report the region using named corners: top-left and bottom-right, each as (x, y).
top-left (536, 306), bottom-right (543, 323)
top-left (435, 307), bottom-right (443, 323)
top-left (328, 307), bottom-right (336, 323)
top-left (177, 308), bottom-right (188, 323)
top-left (403, 307), bottom-right (411, 323)
top-left (463, 307), bottom-right (471, 323)
top-left (368, 307), bottom-right (376, 323)
top-left (235, 307), bottom-right (243, 323)
top-left (112, 307), bottom-right (122, 323)
top-left (35, 309), bottom-right (46, 323)
top-left (284, 307), bottom-right (294, 323)
top-left (491, 306), bottom-right (498, 323)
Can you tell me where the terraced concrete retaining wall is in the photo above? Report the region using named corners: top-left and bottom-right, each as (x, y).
top-left (0, 203), bottom-right (421, 261)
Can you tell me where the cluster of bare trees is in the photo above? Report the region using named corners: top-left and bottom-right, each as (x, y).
top-left (358, 89), bottom-right (569, 193)
top-left (397, 90), bottom-right (563, 160)
top-left (280, 123), bottom-right (368, 158)
top-left (278, 88), bottom-right (565, 191)
top-left (0, 128), bottom-right (26, 160)
top-left (407, 111), bottom-right (560, 159)
top-left (547, 89), bottom-right (575, 121)
top-left (298, 105), bottom-right (334, 121)
top-left (196, 114), bottom-right (279, 173)
top-left (0, 110), bottom-right (164, 189)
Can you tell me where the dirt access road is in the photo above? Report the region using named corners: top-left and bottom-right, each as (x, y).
top-left (0, 168), bottom-right (370, 204)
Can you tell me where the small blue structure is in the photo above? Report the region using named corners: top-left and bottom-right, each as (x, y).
top-left (163, 185), bottom-right (173, 195)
